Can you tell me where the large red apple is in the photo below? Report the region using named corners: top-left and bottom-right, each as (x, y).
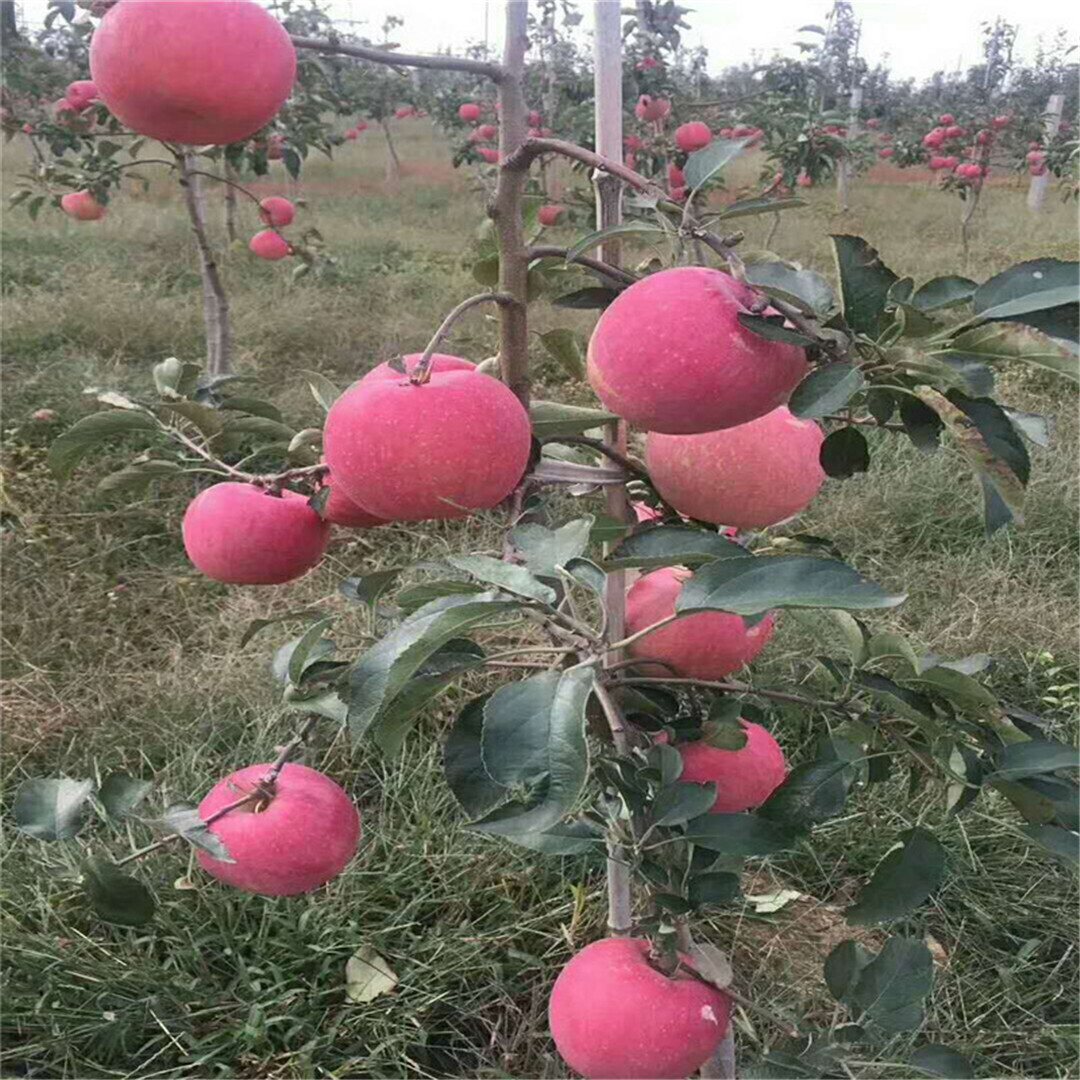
top-left (678, 721), bottom-right (787, 812)
top-left (625, 567), bottom-right (775, 680)
top-left (258, 196), bottom-right (294, 226)
top-left (182, 482), bottom-right (329, 584)
top-left (646, 406), bottom-right (825, 528)
top-left (89, 0), bottom-right (296, 146)
top-left (586, 266), bottom-right (807, 434)
top-left (674, 120), bottom-right (711, 152)
top-left (197, 762), bottom-right (360, 895)
top-left (60, 190), bottom-right (106, 221)
top-left (361, 353), bottom-right (476, 383)
top-left (323, 364), bottom-right (531, 521)
top-left (549, 937), bottom-right (731, 1080)
top-left (249, 229), bottom-right (291, 260)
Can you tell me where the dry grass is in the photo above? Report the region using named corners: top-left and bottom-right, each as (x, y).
top-left (2, 124), bottom-right (1077, 1079)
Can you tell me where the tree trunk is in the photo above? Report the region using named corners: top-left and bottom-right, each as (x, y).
top-left (0, 1), bottom-right (19, 40)
top-left (223, 160), bottom-right (238, 244)
top-left (381, 119), bottom-right (401, 184)
top-left (1027, 93), bottom-right (1064, 212)
top-left (179, 152), bottom-right (231, 376)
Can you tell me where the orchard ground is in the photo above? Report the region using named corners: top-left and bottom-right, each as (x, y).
top-left (3, 122), bottom-right (1078, 1078)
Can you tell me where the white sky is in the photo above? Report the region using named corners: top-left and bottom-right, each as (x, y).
top-left (17, 0), bottom-right (1079, 82)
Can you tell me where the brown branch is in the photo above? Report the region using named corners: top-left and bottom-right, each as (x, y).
top-left (289, 35), bottom-right (501, 80)
top-left (526, 244), bottom-right (639, 287)
top-left (411, 292), bottom-right (514, 385)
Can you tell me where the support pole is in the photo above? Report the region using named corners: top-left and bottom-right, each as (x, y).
top-left (837, 84), bottom-right (862, 212)
top-left (1027, 93), bottom-right (1064, 212)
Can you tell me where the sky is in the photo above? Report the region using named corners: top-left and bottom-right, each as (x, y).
top-left (16, 0), bottom-right (1078, 82)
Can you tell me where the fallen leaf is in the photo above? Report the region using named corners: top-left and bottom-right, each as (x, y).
top-left (345, 946), bottom-right (399, 1003)
top-left (746, 888), bottom-right (805, 913)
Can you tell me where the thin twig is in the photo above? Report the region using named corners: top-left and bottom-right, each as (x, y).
top-left (411, 292), bottom-right (514, 385)
top-left (526, 244), bottom-right (639, 286)
top-left (289, 34), bottom-right (501, 80)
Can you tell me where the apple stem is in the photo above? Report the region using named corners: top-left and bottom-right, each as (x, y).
top-left (410, 292), bottom-right (514, 386)
top-left (262, 713), bottom-right (322, 786)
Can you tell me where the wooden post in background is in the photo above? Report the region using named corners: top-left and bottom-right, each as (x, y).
top-left (1027, 93), bottom-right (1064, 212)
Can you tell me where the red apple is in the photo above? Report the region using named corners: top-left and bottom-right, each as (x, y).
top-left (362, 353), bottom-right (476, 384)
top-left (586, 266), bottom-right (807, 435)
top-left (975, 129), bottom-right (993, 145)
top-left (945, 125), bottom-right (964, 139)
top-left (634, 94), bottom-right (670, 122)
top-left (476, 122), bottom-right (497, 140)
top-left (669, 185), bottom-right (687, 200)
top-left (538, 203), bottom-right (565, 226)
top-left (674, 120), bottom-right (711, 152)
top-left (678, 721), bottom-right (787, 812)
top-left (477, 147), bottom-right (500, 164)
top-left (528, 109), bottom-right (542, 127)
top-left (928, 156), bottom-right (947, 170)
top-left (89, 0), bottom-right (296, 146)
top-left (623, 133), bottom-right (643, 151)
top-left (65, 80), bottom-right (98, 110)
top-left (796, 171), bottom-right (813, 187)
top-left (938, 113), bottom-right (955, 125)
top-left (877, 147), bottom-right (894, 158)
top-left (922, 130), bottom-right (945, 149)
top-left (343, 127), bottom-right (358, 140)
top-left (731, 125), bottom-right (754, 137)
top-left (865, 117), bottom-right (880, 129)
top-left (249, 229), bottom-right (291, 260)
top-left (322, 481), bottom-right (387, 529)
top-left (322, 363), bottom-right (531, 521)
top-left (646, 406), bottom-right (825, 528)
top-left (197, 762), bottom-right (360, 895)
top-left (991, 114), bottom-right (1011, 128)
top-left (393, 105), bottom-right (414, 119)
top-left (258, 196), bottom-right (294, 227)
top-left (355, 120), bottom-right (368, 133)
top-left (666, 161), bottom-right (685, 187)
top-left (1029, 163), bottom-right (1047, 176)
top-left (182, 482), bottom-right (329, 584)
top-left (941, 155), bottom-right (958, 170)
top-left (458, 102), bottom-right (481, 123)
top-left (60, 190), bottom-right (106, 221)
top-left (31, 408), bottom-right (59, 422)
top-left (21, 123), bottom-right (34, 134)
top-left (718, 126), bottom-right (733, 138)
top-left (625, 567), bottom-right (775, 680)
top-left (549, 937), bottom-right (732, 1080)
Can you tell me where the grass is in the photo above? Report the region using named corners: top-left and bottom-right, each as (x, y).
top-left (2, 124), bottom-right (1078, 1079)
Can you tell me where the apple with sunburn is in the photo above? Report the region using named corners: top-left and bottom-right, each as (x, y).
top-left (60, 190), bottom-right (106, 221)
top-left (646, 406), bottom-right (825, 529)
top-left (625, 566), bottom-right (775, 680)
top-left (586, 266), bottom-right (807, 434)
top-left (323, 358), bottom-right (531, 521)
top-left (249, 229), bottom-right (291, 260)
top-left (538, 204), bottom-right (565, 226)
top-left (197, 762), bottom-right (360, 895)
top-left (89, 0), bottom-right (296, 145)
top-left (678, 721), bottom-right (788, 812)
top-left (674, 120), bottom-right (711, 152)
top-left (549, 937), bottom-right (732, 1080)
top-left (182, 482), bottom-right (329, 584)
top-left (258, 196), bottom-right (295, 227)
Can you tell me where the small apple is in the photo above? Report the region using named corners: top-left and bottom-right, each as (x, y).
top-left (458, 102), bottom-right (481, 123)
top-left (258, 196), bottom-right (294, 227)
top-left (538, 204), bottom-right (565, 226)
top-left (249, 229), bottom-right (291, 260)
top-left (674, 120), bottom-right (711, 152)
top-left (60, 190), bottom-right (106, 221)
top-left (477, 147), bottom-right (500, 164)
top-left (678, 720), bottom-right (788, 812)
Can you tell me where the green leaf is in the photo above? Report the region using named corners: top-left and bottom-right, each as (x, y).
top-left (683, 137), bottom-right (747, 190)
top-left (831, 235), bottom-right (899, 339)
top-left (854, 671), bottom-right (938, 728)
top-left (683, 813), bottom-right (798, 856)
top-left (482, 672), bottom-right (565, 786)
top-left (282, 147), bottom-right (301, 179)
top-left (899, 395), bottom-right (944, 453)
top-left (741, 261), bottom-right (837, 317)
top-left (788, 363), bottom-right (865, 419)
top-left (1004, 408), bottom-right (1052, 448)
top-left (1019, 825), bottom-right (1078, 867)
top-left (553, 286), bottom-right (621, 309)
top-left (298, 368), bottom-right (341, 412)
top-left (688, 871), bottom-right (741, 907)
top-left (14, 778), bottom-right (93, 840)
top-left (48, 411), bottom-right (160, 481)
top-left (910, 276), bottom-right (977, 312)
top-left (530, 400), bottom-right (619, 438)
top-left (909, 1044), bottom-right (975, 1079)
top-left (973, 258), bottom-right (1078, 323)
top-left (564, 221), bottom-right (665, 263)
top-left (716, 196), bottom-right (806, 221)
top-left (472, 667), bottom-right (594, 837)
top-left (937, 322), bottom-right (1078, 382)
top-left (564, 557), bottom-right (606, 595)
top-left (444, 696), bottom-right (508, 818)
top-left (824, 939), bottom-right (873, 1002)
top-left (218, 415), bottom-right (295, 444)
top-left (989, 740), bottom-right (1079, 780)
top-left (98, 774), bottom-right (153, 820)
top-left (538, 329), bottom-right (587, 380)
top-left (239, 608), bottom-right (325, 647)
top-left (847, 827), bottom-right (946, 924)
top-left (820, 427), bottom-right (870, 478)
top-left (396, 580), bottom-right (485, 612)
top-left (287, 618), bottom-right (335, 686)
top-left (758, 759), bottom-right (855, 829)
top-left (510, 518), bottom-right (593, 577)
top-left (677, 555), bottom-right (905, 615)
top-left (908, 665), bottom-right (997, 712)
top-left (851, 936), bottom-right (933, 1033)
top-left (158, 399), bottom-right (225, 440)
top-left (157, 802), bottom-right (234, 861)
top-left (97, 459), bottom-right (183, 498)
top-left (494, 819), bottom-right (602, 855)
top-left (649, 742), bottom-right (684, 786)
top-left (339, 568), bottom-right (403, 608)
top-left (219, 396), bottom-right (284, 423)
top-left (345, 946), bottom-right (399, 1003)
top-left (82, 858), bottom-right (156, 926)
top-left (867, 633), bottom-right (920, 672)
top-left (652, 782), bottom-right (718, 826)
top-left (347, 593), bottom-right (519, 741)
top-left (736, 313), bottom-right (816, 347)
top-left (447, 554), bottom-right (557, 604)
top-left (604, 525), bottom-right (750, 570)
